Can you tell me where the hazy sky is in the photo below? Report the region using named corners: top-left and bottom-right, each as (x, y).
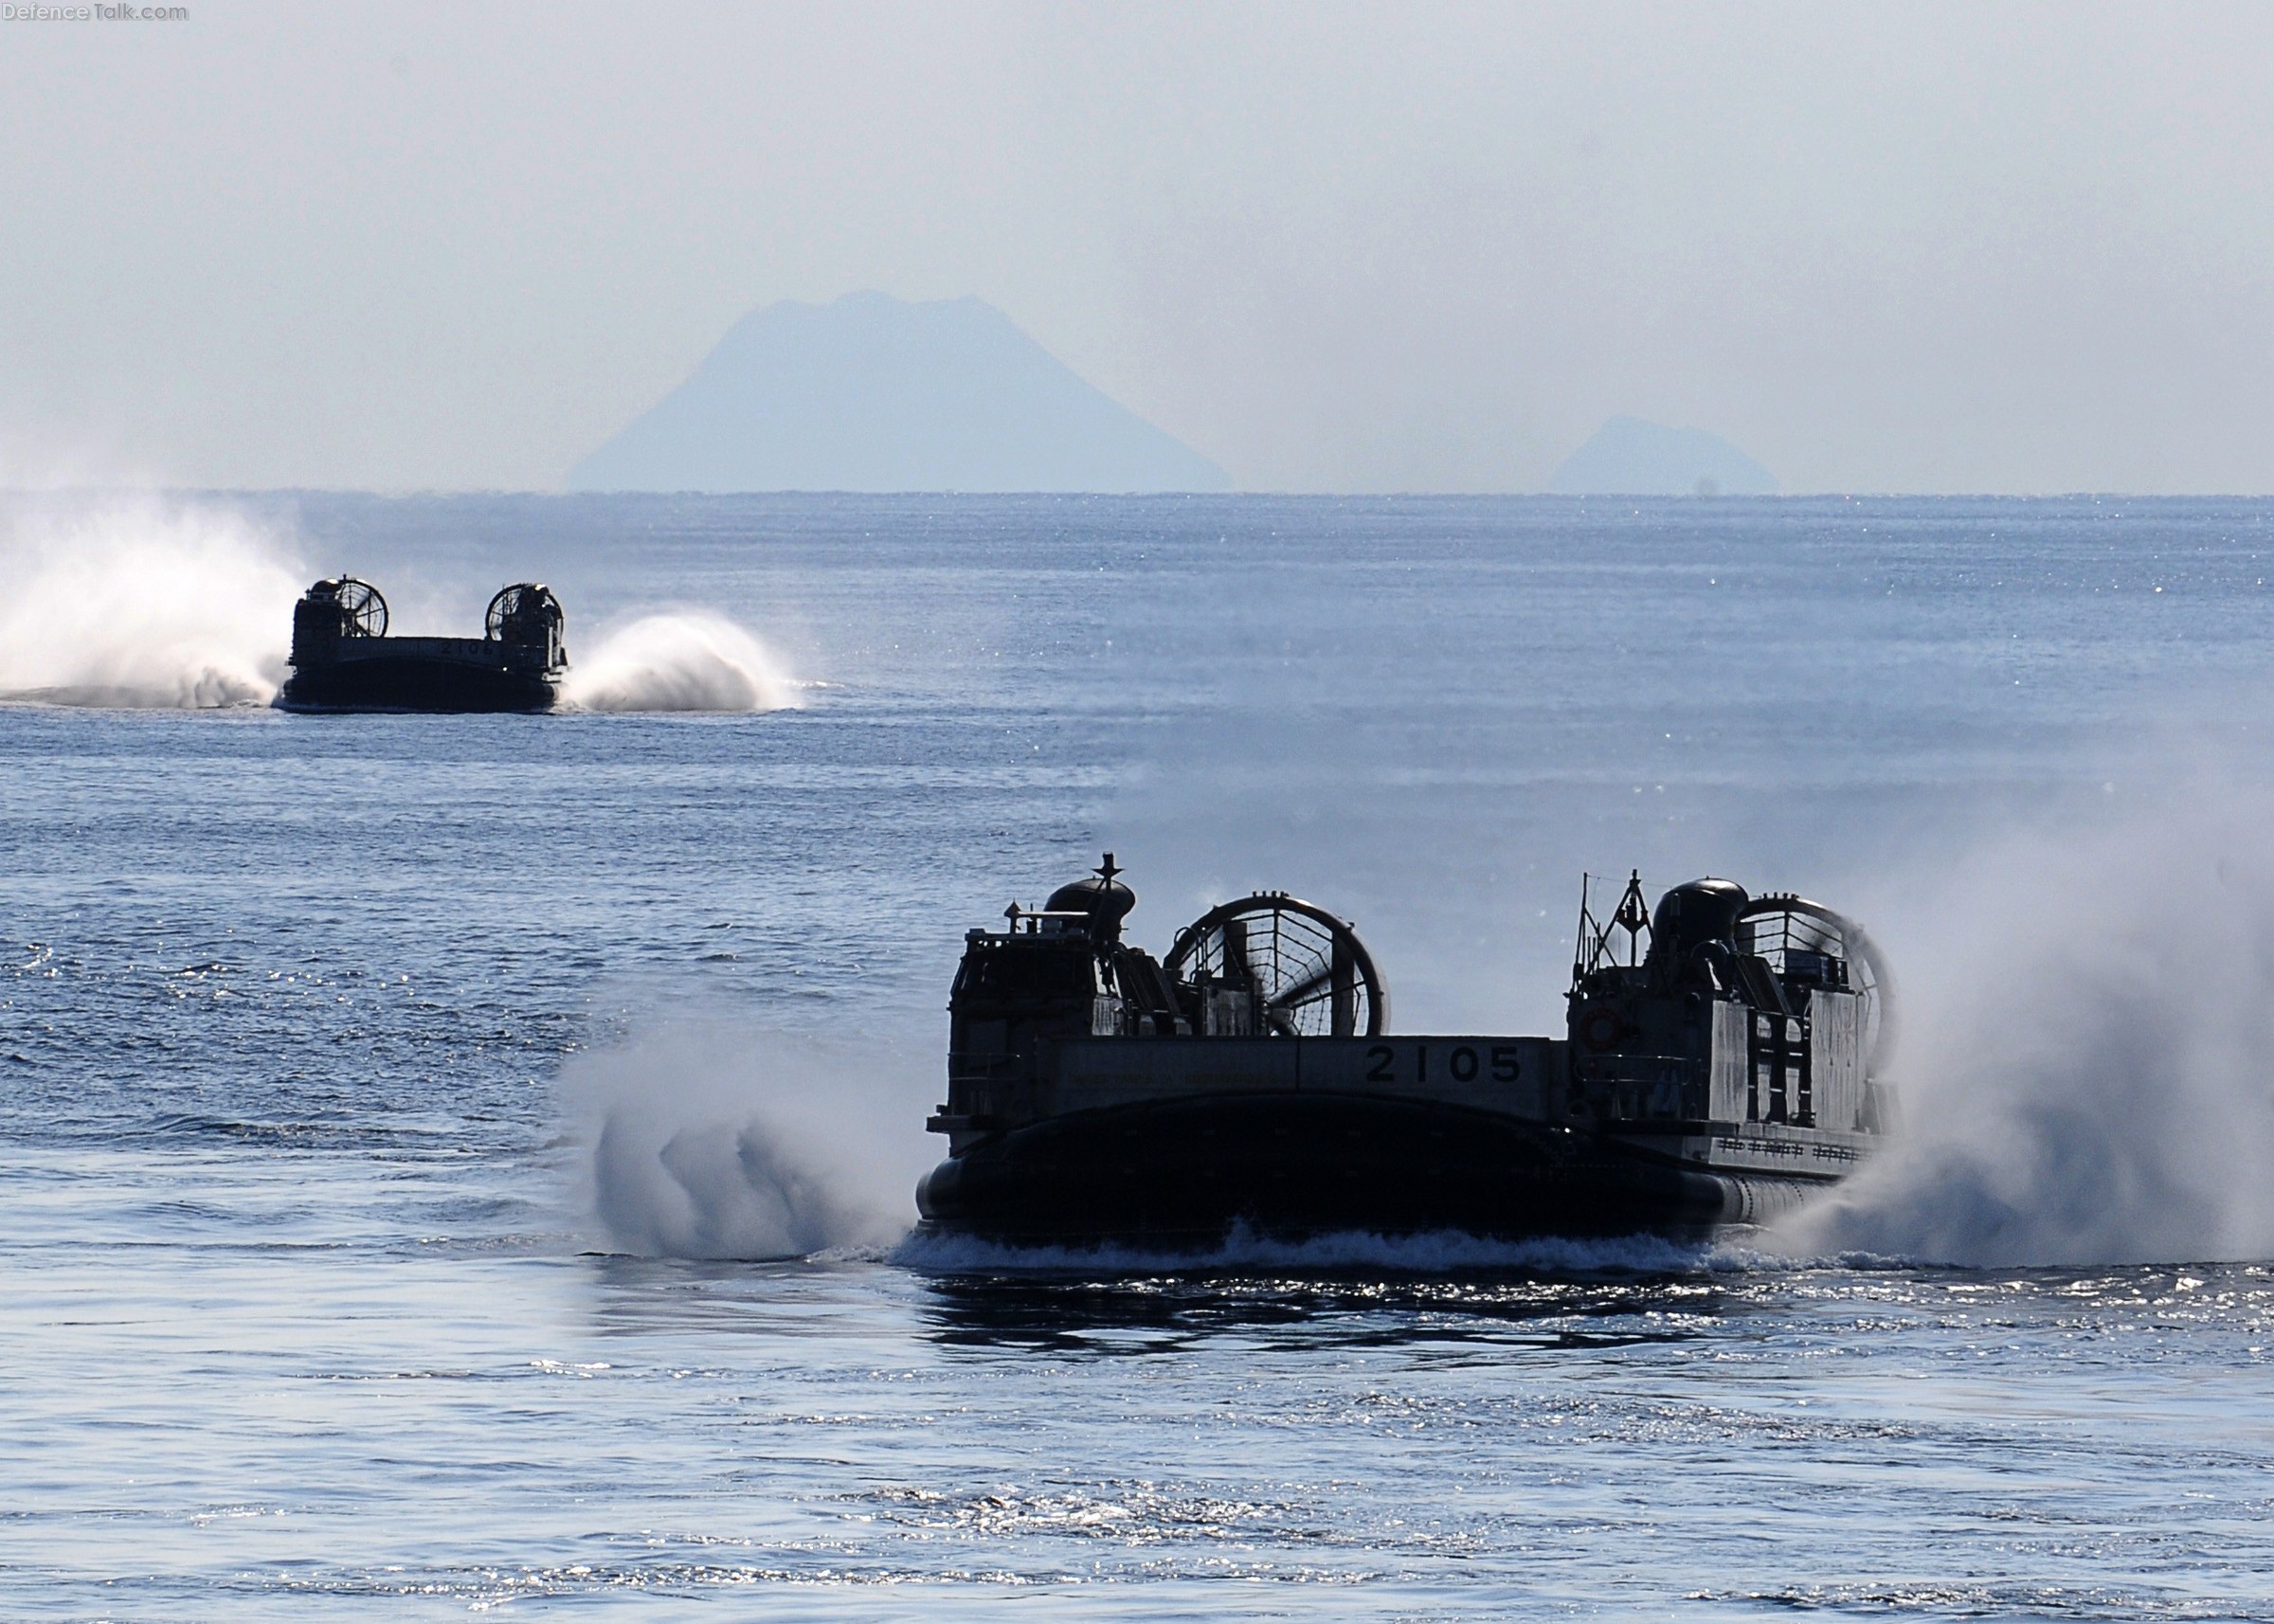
top-left (6, 1), bottom-right (2273, 493)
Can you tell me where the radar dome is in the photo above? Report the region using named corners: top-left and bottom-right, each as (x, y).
top-left (1649, 877), bottom-right (1750, 960)
top-left (1046, 854), bottom-right (1136, 940)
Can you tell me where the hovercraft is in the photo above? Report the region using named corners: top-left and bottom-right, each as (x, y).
top-left (916, 858), bottom-right (1895, 1246)
top-left (277, 578), bottom-right (567, 713)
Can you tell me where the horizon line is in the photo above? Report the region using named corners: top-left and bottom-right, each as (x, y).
top-left (0, 485), bottom-right (2261, 502)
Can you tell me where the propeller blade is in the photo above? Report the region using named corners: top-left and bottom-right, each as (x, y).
top-left (1266, 961), bottom-right (1335, 1009)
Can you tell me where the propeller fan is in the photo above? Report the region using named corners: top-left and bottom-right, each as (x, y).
top-left (1165, 893), bottom-right (1387, 1038)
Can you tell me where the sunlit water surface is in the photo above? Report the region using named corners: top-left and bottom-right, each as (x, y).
top-left (7, 495), bottom-right (2274, 1617)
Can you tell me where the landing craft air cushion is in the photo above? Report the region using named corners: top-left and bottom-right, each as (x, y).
top-left (278, 577), bottom-right (568, 713)
top-left (916, 858), bottom-right (1894, 1245)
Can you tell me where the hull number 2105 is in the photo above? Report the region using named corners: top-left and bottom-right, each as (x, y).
top-left (1361, 1042), bottom-right (1525, 1086)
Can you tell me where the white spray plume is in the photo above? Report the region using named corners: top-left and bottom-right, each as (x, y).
top-left (563, 611), bottom-right (800, 713)
top-left (561, 1020), bottom-right (934, 1260)
top-left (1777, 774), bottom-right (2274, 1268)
top-left (0, 499), bottom-right (300, 707)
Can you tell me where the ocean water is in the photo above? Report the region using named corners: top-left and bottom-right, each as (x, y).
top-left (7, 493), bottom-right (2274, 1617)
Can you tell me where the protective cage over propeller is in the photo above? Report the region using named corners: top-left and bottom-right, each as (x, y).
top-left (330, 577), bottom-right (388, 638)
top-left (485, 583), bottom-right (563, 643)
top-left (1736, 894), bottom-right (1896, 1073)
top-left (1165, 893), bottom-right (1387, 1038)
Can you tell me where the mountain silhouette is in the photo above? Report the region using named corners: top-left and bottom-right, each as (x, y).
top-left (1550, 415), bottom-right (1778, 496)
top-left (569, 292), bottom-right (1229, 494)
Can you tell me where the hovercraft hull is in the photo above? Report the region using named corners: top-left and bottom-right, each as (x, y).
top-left (278, 643), bottom-right (560, 713)
top-left (916, 1091), bottom-right (1826, 1248)
top-left (924, 859), bottom-right (1889, 1254)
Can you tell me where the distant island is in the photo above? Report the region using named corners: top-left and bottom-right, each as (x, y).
top-left (1550, 415), bottom-right (1778, 496)
top-left (568, 291), bottom-right (1230, 494)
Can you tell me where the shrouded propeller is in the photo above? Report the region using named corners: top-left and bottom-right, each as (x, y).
top-left (330, 577), bottom-right (387, 638)
top-left (1737, 894), bottom-right (1895, 1073)
top-left (1165, 893), bottom-right (1387, 1038)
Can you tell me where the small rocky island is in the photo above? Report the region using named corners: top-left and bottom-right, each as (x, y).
top-left (1551, 415), bottom-right (1778, 496)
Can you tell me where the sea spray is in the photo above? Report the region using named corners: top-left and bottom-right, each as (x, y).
top-left (0, 499), bottom-right (301, 706)
top-left (563, 611), bottom-right (800, 713)
top-left (1775, 774), bottom-right (2274, 1268)
top-left (562, 1020), bottom-right (933, 1259)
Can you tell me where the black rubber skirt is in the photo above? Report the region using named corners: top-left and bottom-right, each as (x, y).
top-left (916, 1092), bottom-right (1821, 1247)
top-left (279, 656), bottom-right (558, 713)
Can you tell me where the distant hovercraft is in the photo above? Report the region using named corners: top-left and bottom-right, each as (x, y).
top-left (917, 858), bottom-right (1896, 1247)
top-left (278, 578), bottom-right (568, 713)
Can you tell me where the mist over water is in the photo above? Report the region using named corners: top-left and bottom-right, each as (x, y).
top-left (562, 611), bottom-right (800, 713)
top-left (563, 1020), bottom-right (933, 1259)
top-left (0, 499), bottom-right (299, 706)
top-left (1778, 761), bottom-right (2274, 1268)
